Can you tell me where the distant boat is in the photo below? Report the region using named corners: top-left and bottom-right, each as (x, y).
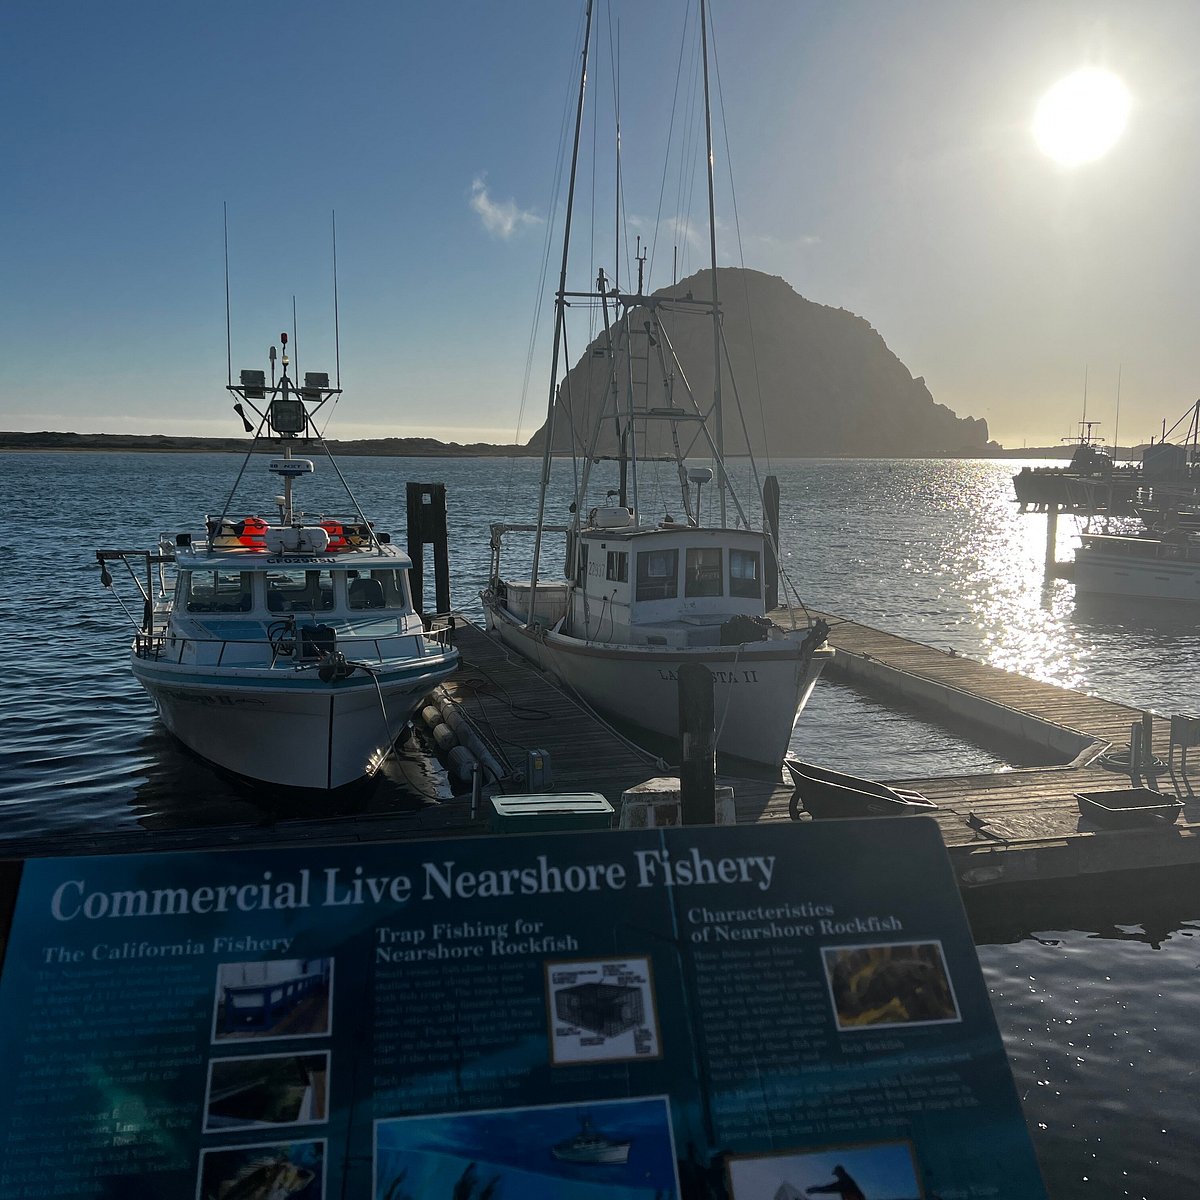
top-left (1074, 527), bottom-right (1200, 604)
top-left (551, 1116), bottom-right (632, 1166)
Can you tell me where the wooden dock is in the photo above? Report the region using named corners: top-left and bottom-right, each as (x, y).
top-left (3, 613), bottom-right (1195, 894)
top-left (803, 611), bottom-right (1200, 886)
top-left (441, 621), bottom-right (794, 822)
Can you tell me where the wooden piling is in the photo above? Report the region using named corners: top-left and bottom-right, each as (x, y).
top-left (764, 474), bottom-right (780, 611)
top-left (405, 482), bottom-right (451, 618)
top-left (678, 663), bottom-right (716, 825)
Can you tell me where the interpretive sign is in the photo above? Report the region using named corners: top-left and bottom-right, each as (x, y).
top-left (0, 819), bottom-right (1046, 1198)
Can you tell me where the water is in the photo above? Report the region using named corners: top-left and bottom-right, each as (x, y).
top-left (2, 450), bottom-right (1197, 1195)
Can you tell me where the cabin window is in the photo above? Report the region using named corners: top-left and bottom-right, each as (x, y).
top-left (606, 550), bottom-right (628, 582)
top-left (184, 570), bottom-right (253, 613)
top-left (577, 543), bottom-right (589, 586)
top-left (685, 547), bottom-right (723, 597)
top-left (635, 549), bottom-right (678, 600)
top-left (265, 569), bottom-right (337, 614)
top-left (729, 548), bottom-right (762, 598)
top-left (347, 569), bottom-right (407, 610)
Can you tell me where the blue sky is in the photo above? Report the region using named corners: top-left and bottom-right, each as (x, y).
top-left (5, 1), bottom-right (1200, 449)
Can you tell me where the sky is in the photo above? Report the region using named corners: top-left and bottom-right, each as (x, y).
top-left (5, 0), bottom-right (1200, 450)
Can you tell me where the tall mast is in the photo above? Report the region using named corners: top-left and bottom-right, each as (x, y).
top-left (528, 0), bottom-right (594, 625)
top-left (700, 0), bottom-right (726, 525)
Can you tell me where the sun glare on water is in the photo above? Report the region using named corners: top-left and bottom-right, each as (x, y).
top-left (1033, 67), bottom-right (1131, 167)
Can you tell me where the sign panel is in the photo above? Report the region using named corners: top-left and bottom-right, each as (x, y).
top-left (0, 819), bottom-right (1046, 1198)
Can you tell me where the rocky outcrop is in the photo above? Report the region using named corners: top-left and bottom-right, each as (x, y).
top-left (527, 267), bottom-right (987, 457)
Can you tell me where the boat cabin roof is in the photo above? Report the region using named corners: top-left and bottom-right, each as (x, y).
top-left (175, 542), bottom-right (413, 571)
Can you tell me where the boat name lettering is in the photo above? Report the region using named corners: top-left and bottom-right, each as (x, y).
top-left (267, 555), bottom-right (323, 564)
top-left (657, 668), bottom-right (759, 684)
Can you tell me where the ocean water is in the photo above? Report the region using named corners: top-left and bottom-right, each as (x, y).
top-left (0, 449), bottom-right (1196, 1196)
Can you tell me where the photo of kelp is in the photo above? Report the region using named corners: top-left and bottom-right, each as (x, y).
top-left (822, 942), bottom-right (960, 1030)
top-left (374, 1096), bottom-right (680, 1199)
top-left (212, 958), bottom-right (333, 1042)
top-left (204, 1052), bottom-right (329, 1132)
top-left (726, 1139), bottom-right (924, 1199)
top-left (196, 1138), bottom-right (325, 1200)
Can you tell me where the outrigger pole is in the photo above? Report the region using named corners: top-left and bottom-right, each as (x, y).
top-left (527, 0), bottom-right (595, 628)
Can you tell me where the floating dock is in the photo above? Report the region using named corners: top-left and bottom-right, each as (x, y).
top-left (431, 615), bottom-right (1197, 888)
top-left (2, 615), bottom-right (1196, 893)
top-left (804, 612), bottom-right (1198, 886)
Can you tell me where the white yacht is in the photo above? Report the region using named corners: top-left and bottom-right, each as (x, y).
top-left (98, 335), bottom-right (459, 789)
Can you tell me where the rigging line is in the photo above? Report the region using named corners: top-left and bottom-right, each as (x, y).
top-left (710, 23), bottom-right (771, 475)
top-left (718, 320), bottom-right (767, 516)
top-left (557, 321), bottom-right (587, 499)
top-left (507, 5), bottom-right (586, 520)
top-left (649, 0), bottom-right (695, 287)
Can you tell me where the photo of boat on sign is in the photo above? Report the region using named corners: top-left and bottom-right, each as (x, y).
top-left (211, 958), bottom-right (333, 1042)
top-left (373, 1097), bottom-right (680, 1200)
top-left (545, 957), bottom-right (661, 1065)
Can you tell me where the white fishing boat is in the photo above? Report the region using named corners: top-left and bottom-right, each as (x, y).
top-left (1074, 526), bottom-right (1200, 603)
top-left (97, 332), bottom-right (459, 790)
top-left (481, 0), bottom-right (831, 770)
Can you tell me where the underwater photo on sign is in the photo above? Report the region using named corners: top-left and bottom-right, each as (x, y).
top-left (822, 942), bottom-right (960, 1030)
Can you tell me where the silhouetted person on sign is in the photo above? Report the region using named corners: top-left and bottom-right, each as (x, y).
top-left (806, 1164), bottom-right (866, 1200)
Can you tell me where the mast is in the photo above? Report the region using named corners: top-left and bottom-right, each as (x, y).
top-left (528, 0), bottom-right (594, 626)
top-left (700, 0), bottom-right (726, 525)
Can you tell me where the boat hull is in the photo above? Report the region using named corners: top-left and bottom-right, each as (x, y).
top-left (483, 600), bottom-right (831, 768)
top-left (132, 655), bottom-right (458, 790)
top-left (1074, 544), bottom-right (1200, 603)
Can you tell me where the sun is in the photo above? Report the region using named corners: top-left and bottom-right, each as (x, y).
top-left (1033, 67), bottom-right (1131, 167)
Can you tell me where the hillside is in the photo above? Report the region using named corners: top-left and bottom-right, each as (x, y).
top-left (526, 267), bottom-right (988, 457)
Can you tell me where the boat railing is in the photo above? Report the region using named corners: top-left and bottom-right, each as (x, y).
top-left (423, 614), bottom-right (457, 647)
top-left (133, 626), bottom-right (456, 667)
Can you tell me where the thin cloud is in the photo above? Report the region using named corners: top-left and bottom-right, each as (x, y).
top-left (469, 177), bottom-right (542, 239)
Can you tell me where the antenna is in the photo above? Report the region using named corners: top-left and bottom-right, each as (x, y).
top-left (223, 202), bottom-right (232, 386)
top-left (332, 211), bottom-right (342, 389)
top-left (614, 18), bottom-right (621, 296)
top-left (292, 295), bottom-right (299, 380)
top-left (1113, 365), bottom-right (1122, 462)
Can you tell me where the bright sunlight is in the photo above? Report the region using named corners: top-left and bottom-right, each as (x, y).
top-left (1033, 67), bottom-right (1131, 167)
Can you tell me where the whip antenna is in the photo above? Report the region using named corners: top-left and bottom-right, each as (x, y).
top-left (332, 211), bottom-right (341, 389)
top-left (223, 201), bottom-right (232, 386)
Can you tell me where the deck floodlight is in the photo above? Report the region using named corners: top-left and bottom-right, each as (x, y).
top-left (304, 372), bottom-right (330, 390)
top-left (240, 369), bottom-right (267, 399)
top-left (269, 396), bottom-right (306, 435)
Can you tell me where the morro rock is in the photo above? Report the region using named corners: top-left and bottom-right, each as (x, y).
top-left (527, 267), bottom-right (986, 457)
